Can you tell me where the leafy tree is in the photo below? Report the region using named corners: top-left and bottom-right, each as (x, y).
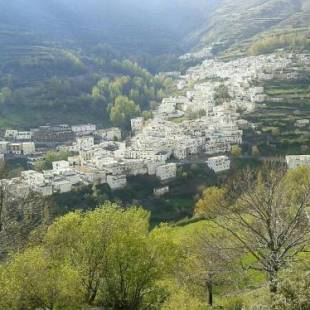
top-left (44, 203), bottom-right (179, 308)
top-left (231, 145), bottom-right (242, 157)
top-left (0, 247), bottom-right (82, 310)
top-left (179, 226), bottom-right (242, 306)
top-left (195, 187), bottom-right (229, 218)
top-left (110, 95), bottom-right (141, 128)
top-left (214, 84), bottom-right (231, 106)
top-left (34, 149), bottom-right (70, 171)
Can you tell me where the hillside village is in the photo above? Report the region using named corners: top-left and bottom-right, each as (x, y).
top-left (0, 51), bottom-right (310, 197)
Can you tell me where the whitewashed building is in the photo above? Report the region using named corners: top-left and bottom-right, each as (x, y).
top-left (286, 155), bottom-right (310, 169)
top-left (107, 174), bottom-right (127, 190)
top-left (76, 136), bottom-right (95, 150)
top-left (52, 160), bottom-right (70, 174)
top-left (97, 128), bottom-right (122, 141)
top-left (156, 163), bottom-right (177, 181)
top-left (154, 186), bottom-right (169, 197)
top-left (131, 117), bottom-right (144, 133)
top-left (0, 141), bottom-right (9, 154)
top-left (207, 156), bottom-right (231, 173)
top-left (295, 119), bottom-right (309, 128)
top-left (72, 124), bottom-right (96, 136)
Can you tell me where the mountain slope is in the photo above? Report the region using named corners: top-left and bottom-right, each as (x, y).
top-left (186, 0), bottom-right (310, 55)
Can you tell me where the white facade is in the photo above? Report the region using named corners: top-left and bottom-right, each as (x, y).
top-left (0, 141), bottom-right (9, 154)
top-left (286, 155), bottom-right (310, 169)
top-left (154, 186), bottom-right (169, 197)
top-left (22, 142), bottom-right (36, 155)
top-left (97, 127), bottom-right (122, 141)
top-left (156, 163), bottom-right (177, 181)
top-left (131, 117), bottom-right (144, 133)
top-left (4, 130), bottom-right (18, 139)
top-left (72, 124), bottom-right (96, 135)
top-left (76, 136), bottom-right (94, 150)
top-left (52, 160), bottom-right (70, 173)
top-left (16, 131), bottom-right (32, 141)
top-left (53, 179), bottom-right (72, 193)
top-left (107, 174), bottom-right (127, 190)
top-left (295, 119), bottom-right (309, 128)
top-left (207, 156), bottom-right (231, 173)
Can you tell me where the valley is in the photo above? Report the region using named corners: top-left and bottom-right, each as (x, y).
top-left (0, 1), bottom-right (309, 309)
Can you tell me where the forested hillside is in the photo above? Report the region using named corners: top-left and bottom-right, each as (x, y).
top-left (0, 0), bottom-right (208, 128)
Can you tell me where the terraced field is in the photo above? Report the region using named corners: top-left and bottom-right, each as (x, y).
top-left (244, 78), bottom-right (310, 155)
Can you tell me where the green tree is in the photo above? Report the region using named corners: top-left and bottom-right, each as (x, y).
top-left (179, 226), bottom-right (242, 307)
top-left (34, 149), bottom-right (70, 171)
top-left (110, 95), bottom-right (141, 128)
top-left (0, 247), bottom-right (82, 310)
top-left (231, 145), bottom-right (242, 157)
top-left (195, 187), bottom-right (229, 218)
top-left (44, 203), bottom-right (179, 308)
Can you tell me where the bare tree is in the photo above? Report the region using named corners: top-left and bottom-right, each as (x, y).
top-left (212, 164), bottom-right (310, 293)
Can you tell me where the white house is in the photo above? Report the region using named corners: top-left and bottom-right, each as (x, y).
top-left (97, 127), bottom-right (122, 141)
top-left (286, 155), bottom-right (310, 169)
top-left (72, 124), bottom-right (96, 136)
top-left (154, 186), bottom-right (169, 197)
top-left (53, 179), bottom-right (72, 193)
top-left (22, 142), bottom-right (36, 155)
top-left (156, 163), bottom-right (177, 181)
top-left (207, 156), bottom-right (231, 173)
top-left (4, 130), bottom-right (18, 139)
top-left (21, 170), bottom-right (45, 187)
top-left (131, 117), bottom-right (144, 133)
top-left (295, 119), bottom-right (309, 128)
top-left (0, 141), bottom-right (9, 154)
top-left (52, 160), bottom-right (70, 174)
top-left (16, 131), bottom-right (32, 141)
top-left (76, 136), bottom-right (94, 150)
top-left (107, 174), bottom-right (127, 190)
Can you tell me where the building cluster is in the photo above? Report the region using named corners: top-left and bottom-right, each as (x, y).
top-left (177, 52), bottom-right (309, 112)
top-left (2, 51), bottom-right (309, 197)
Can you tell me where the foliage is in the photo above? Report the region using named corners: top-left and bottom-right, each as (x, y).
top-left (272, 260), bottom-right (310, 310)
top-left (214, 84), bottom-right (231, 106)
top-left (178, 226), bottom-right (243, 306)
top-left (195, 187), bottom-right (229, 218)
top-left (221, 296), bottom-right (244, 310)
top-left (0, 247), bottom-right (82, 310)
top-left (161, 288), bottom-right (210, 310)
top-left (110, 95), bottom-right (141, 128)
top-left (248, 31), bottom-right (310, 56)
top-left (0, 203), bottom-right (181, 309)
top-left (231, 145), bottom-right (242, 157)
top-left (92, 64), bottom-right (172, 119)
top-left (34, 149), bottom-right (71, 171)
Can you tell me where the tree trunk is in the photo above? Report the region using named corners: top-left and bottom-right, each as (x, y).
top-left (207, 280), bottom-right (213, 306)
top-left (269, 270), bottom-right (278, 294)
